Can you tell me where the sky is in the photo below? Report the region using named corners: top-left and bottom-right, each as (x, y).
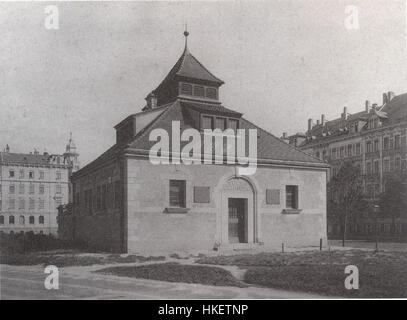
top-left (1, 0), bottom-right (406, 166)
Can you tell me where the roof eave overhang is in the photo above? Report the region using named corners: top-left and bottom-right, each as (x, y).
top-left (122, 148), bottom-right (330, 170)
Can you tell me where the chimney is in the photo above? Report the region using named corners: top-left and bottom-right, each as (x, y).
top-left (308, 118), bottom-right (313, 131)
top-left (282, 132), bottom-right (287, 139)
top-left (383, 93), bottom-right (388, 105)
top-left (387, 91), bottom-right (395, 102)
top-left (145, 92), bottom-right (157, 110)
top-left (341, 106), bottom-right (348, 120)
top-left (365, 100), bottom-right (370, 113)
top-left (321, 114), bottom-right (326, 126)
top-left (5, 144), bottom-right (10, 152)
top-left (316, 119), bottom-right (320, 126)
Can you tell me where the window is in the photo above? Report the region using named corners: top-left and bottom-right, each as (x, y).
top-left (285, 185), bottom-right (298, 209)
top-left (384, 159), bottom-right (390, 172)
top-left (19, 184), bottom-right (25, 194)
top-left (39, 215), bottom-right (44, 224)
top-left (29, 198), bottom-right (35, 210)
top-left (9, 170), bottom-right (14, 178)
top-left (102, 185), bottom-right (107, 210)
top-left (395, 157), bottom-right (401, 170)
top-left (56, 184), bottom-right (61, 194)
top-left (0, 215), bottom-right (3, 224)
top-left (97, 186), bottom-right (101, 210)
top-left (374, 161), bottom-right (380, 174)
top-left (374, 140), bottom-right (379, 152)
top-left (180, 83), bottom-right (193, 95)
top-left (347, 144), bottom-right (353, 157)
top-left (202, 116), bottom-right (213, 130)
top-left (366, 161), bottom-right (372, 175)
top-left (315, 151), bottom-right (320, 159)
top-left (39, 171), bottom-right (44, 180)
top-left (228, 119), bottom-right (239, 132)
top-left (19, 169), bottom-right (24, 179)
top-left (215, 117), bottom-right (226, 130)
top-left (8, 198), bottom-right (15, 210)
top-left (56, 171), bottom-right (61, 180)
top-left (9, 215), bottom-right (14, 224)
top-left (39, 184), bottom-right (44, 194)
top-left (29, 216), bottom-right (34, 224)
top-left (331, 148), bottom-right (337, 159)
top-left (55, 198), bottom-right (62, 209)
top-left (193, 85), bottom-right (205, 97)
top-left (383, 137), bottom-right (389, 150)
top-left (340, 146), bottom-right (344, 158)
top-left (366, 185), bottom-right (374, 198)
top-left (169, 180), bottom-right (186, 208)
top-left (356, 143), bottom-right (361, 155)
top-left (366, 141), bottom-right (372, 153)
top-left (206, 87), bottom-right (217, 99)
top-left (373, 118), bottom-right (379, 128)
top-left (19, 215), bottom-right (25, 225)
top-left (29, 171), bottom-right (34, 179)
top-left (39, 199), bottom-right (45, 209)
top-left (29, 183), bottom-right (35, 194)
top-left (114, 181), bottom-right (121, 209)
top-left (9, 185), bottom-right (15, 194)
top-left (395, 134), bottom-right (401, 149)
top-left (266, 189), bottom-right (280, 205)
top-left (19, 199), bottom-right (25, 210)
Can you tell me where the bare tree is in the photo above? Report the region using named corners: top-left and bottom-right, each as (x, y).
top-left (328, 160), bottom-right (365, 246)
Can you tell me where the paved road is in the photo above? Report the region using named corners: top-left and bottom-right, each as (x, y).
top-left (0, 264), bottom-right (328, 300)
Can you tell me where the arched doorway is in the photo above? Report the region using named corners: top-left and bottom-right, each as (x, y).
top-left (220, 177), bottom-right (257, 247)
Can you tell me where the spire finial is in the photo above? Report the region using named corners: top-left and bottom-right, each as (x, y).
top-left (183, 22), bottom-right (189, 50)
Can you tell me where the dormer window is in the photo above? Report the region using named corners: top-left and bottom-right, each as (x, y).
top-left (206, 87), bottom-right (218, 99)
top-left (202, 116), bottom-right (213, 130)
top-left (229, 119), bottom-right (239, 132)
top-left (180, 83), bottom-right (193, 95)
top-left (193, 85), bottom-right (205, 97)
top-left (215, 117), bottom-right (226, 130)
top-left (201, 114), bottom-right (240, 131)
top-left (179, 82), bottom-right (219, 101)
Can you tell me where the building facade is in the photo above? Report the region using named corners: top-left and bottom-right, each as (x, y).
top-left (284, 92), bottom-right (407, 239)
top-left (70, 33), bottom-right (329, 254)
top-left (0, 136), bottom-right (79, 235)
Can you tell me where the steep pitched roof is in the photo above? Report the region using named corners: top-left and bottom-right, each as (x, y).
top-left (381, 92), bottom-right (407, 125)
top-left (126, 100), bottom-right (326, 165)
top-left (0, 152), bottom-right (66, 166)
top-left (300, 92), bottom-right (407, 148)
top-left (153, 48), bottom-right (224, 94)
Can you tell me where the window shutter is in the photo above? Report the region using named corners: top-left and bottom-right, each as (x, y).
top-left (194, 186), bottom-right (210, 203)
top-left (266, 189), bottom-right (280, 205)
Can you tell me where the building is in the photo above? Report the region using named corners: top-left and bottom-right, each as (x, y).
top-left (284, 92), bottom-right (407, 239)
top-left (0, 135), bottom-right (79, 235)
top-left (70, 31), bottom-right (329, 253)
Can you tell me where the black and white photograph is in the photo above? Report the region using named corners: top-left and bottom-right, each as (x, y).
top-left (0, 0), bottom-right (406, 306)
